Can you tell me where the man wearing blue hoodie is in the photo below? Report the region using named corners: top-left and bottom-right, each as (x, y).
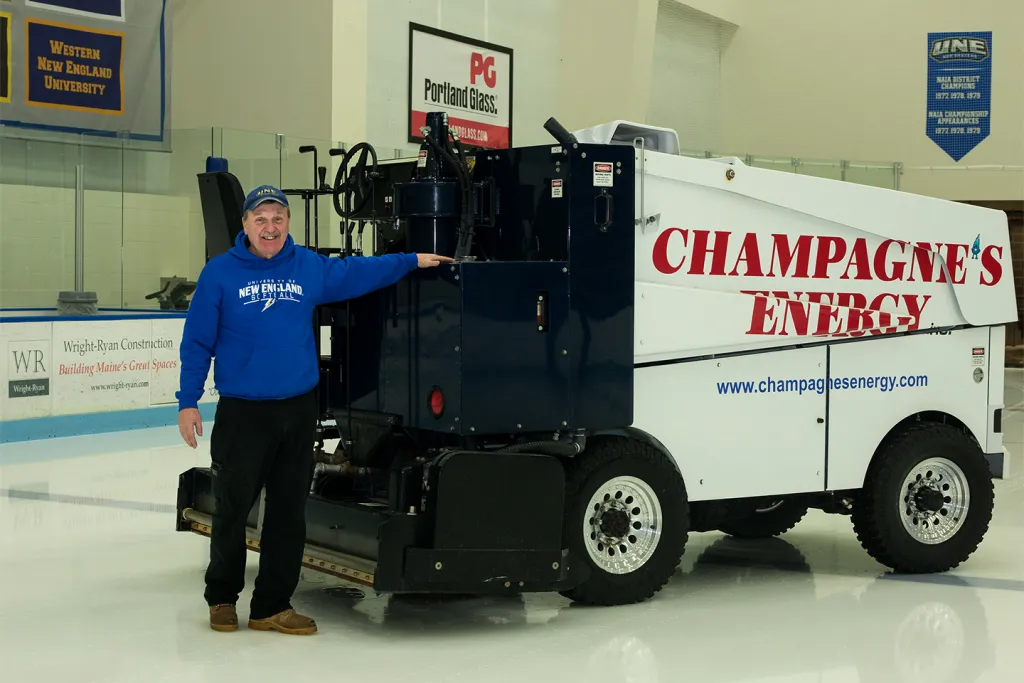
top-left (176, 184), bottom-right (452, 635)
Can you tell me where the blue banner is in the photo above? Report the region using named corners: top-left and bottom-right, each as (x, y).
top-left (0, 0), bottom-right (167, 142)
top-left (26, 19), bottom-right (123, 115)
top-left (25, 1), bottom-right (124, 22)
top-left (926, 32), bottom-right (992, 162)
top-left (1, 12), bottom-right (9, 103)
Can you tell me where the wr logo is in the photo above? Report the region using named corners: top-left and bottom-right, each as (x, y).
top-left (12, 349), bottom-right (46, 374)
top-left (470, 52), bottom-right (496, 88)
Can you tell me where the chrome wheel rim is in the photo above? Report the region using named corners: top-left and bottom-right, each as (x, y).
top-left (584, 476), bottom-right (662, 574)
top-left (899, 458), bottom-right (970, 545)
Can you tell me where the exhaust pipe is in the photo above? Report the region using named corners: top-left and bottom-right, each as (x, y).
top-left (544, 117), bottom-right (579, 148)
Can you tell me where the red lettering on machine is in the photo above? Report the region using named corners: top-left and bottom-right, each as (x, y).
top-left (651, 228), bottom-right (1006, 338)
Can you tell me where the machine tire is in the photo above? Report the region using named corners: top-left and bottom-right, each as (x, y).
top-left (559, 437), bottom-right (688, 606)
top-left (716, 498), bottom-right (809, 539)
top-left (851, 422), bottom-right (993, 573)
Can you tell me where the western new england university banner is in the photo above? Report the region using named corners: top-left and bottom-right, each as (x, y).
top-left (0, 0), bottom-right (168, 142)
top-left (408, 23), bottom-right (512, 150)
top-left (926, 31), bottom-right (992, 162)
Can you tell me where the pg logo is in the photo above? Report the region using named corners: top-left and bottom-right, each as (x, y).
top-left (470, 51), bottom-right (496, 88)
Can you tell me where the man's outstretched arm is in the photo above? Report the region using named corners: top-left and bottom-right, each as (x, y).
top-left (319, 252), bottom-right (453, 303)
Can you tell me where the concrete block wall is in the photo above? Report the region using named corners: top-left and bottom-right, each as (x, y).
top-left (0, 183), bottom-right (199, 309)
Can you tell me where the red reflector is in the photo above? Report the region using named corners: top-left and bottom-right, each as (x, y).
top-left (429, 388), bottom-right (444, 417)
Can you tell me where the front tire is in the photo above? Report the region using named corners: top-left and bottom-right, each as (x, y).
top-left (560, 437), bottom-right (689, 606)
top-left (851, 422), bottom-right (994, 573)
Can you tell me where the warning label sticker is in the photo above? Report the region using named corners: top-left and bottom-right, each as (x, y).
top-left (552, 179), bottom-right (563, 198)
top-left (972, 347), bottom-right (985, 367)
top-left (593, 162), bottom-right (614, 187)
top-left (417, 150), bottom-right (428, 168)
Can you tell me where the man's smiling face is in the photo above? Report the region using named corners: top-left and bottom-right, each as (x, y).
top-left (243, 200), bottom-right (290, 259)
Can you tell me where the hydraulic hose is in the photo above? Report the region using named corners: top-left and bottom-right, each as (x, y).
top-left (446, 132), bottom-right (475, 258)
top-left (494, 435), bottom-right (586, 456)
top-left (420, 132), bottom-right (474, 259)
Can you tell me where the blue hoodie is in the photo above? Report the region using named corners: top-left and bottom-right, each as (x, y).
top-left (176, 231), bottom-right (419, 411)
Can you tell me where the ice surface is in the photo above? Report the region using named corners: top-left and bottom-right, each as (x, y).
top-left (1, 371), bottom-right (1022, 683)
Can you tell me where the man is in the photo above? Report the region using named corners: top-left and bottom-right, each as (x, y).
top-left (176, 184), bottom-right (452, 635)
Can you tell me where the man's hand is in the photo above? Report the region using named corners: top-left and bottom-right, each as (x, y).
top-left (416, 253), bottom-right (456, 268)
top-left (179, 408), bottom-right (203, 448)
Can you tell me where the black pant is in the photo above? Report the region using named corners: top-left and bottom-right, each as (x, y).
top-left (204, 390), bottom-right (317, 619)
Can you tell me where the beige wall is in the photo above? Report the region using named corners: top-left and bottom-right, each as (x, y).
top-left (555, 0), bottom-right (660, 131)
top-left (646, 1), bottom-right (739, 153)
top-left (11, 0), bottom-right (1019, 311)
top-left (357, 0), bottom-right (671, 151)
top-left (362, 0), bottom-right (565, 152)
top-left (332, 0), bottom-right (368, 144)
top-left (169, 0), bottom-right (333, 139)
top-left (719, 0), bottom-right (1024, 201)
top-left (675, 0), bottom-right (744, 26)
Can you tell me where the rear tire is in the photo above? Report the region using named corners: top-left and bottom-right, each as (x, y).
top-left (559, 437), bottom-right (688, 606)
top-left (716, 498), bottom-right (809, 539)
top-left (851, 422), bottom-right (993, 573)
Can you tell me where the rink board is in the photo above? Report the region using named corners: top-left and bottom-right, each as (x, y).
top-left (0, 310), bottom-right (218, 442)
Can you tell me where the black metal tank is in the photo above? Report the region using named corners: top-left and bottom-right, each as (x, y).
top-left (393, 112), bottom-right (461, 256)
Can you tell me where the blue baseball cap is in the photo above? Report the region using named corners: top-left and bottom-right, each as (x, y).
top-left (242, 184), bottom-right (289, 215)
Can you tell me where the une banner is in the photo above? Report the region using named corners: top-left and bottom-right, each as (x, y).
top-left (926, 31), bottom-right (992, 162)
top-left (408, 23), bottom-right (512, 150)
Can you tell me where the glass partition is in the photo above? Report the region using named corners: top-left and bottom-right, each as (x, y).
top-left (0, 132), bottom-right (83, 308)
top-left (846, 162), bottom-right (902, 190)
top-left (82, 136), bottom-right (125, 308)
top-left (219, 128), bottom-right (282, 193)
top-left (795, 159), bottom-right (844, 181)
top-left (0, 125), bottom-right (902, 311)
top-left (119, 128), bottom-right (214, 308)
top-left (747, 156), bottom-right (799, 174)
top-left (279, 135), bottom-right (342, 254)
top-left (678, 149), bottom-right (901, 187)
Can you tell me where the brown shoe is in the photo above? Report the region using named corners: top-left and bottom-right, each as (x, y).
top-left (209, 604), bottom-right (238, 632)
top-left (248, 609), bottom-right (317, 635)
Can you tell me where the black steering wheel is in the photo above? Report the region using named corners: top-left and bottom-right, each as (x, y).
top-left (332, 142), bottom-right (378, 219)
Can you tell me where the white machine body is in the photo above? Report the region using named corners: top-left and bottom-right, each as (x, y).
top-left (574, 121), bottom-right (1018, 503)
